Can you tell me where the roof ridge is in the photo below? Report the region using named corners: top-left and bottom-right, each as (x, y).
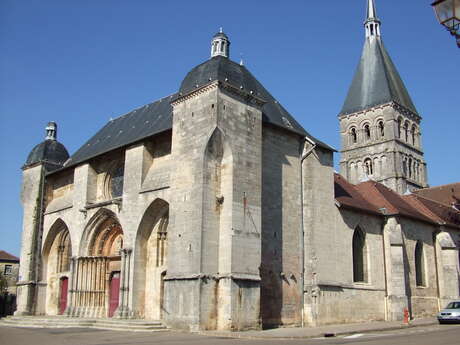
top-left (404, 194), bottom-right (444, 224)
top-left (415, 182), bottom-right (460, 191)
top-left (108, 93), bottom-right (177, 123)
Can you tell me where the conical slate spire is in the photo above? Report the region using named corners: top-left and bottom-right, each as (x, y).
top-left (339, 0), bottom-right (418, 116)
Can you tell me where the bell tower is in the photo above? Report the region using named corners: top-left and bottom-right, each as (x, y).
top-left (339, 0), bottom-right (428, 194)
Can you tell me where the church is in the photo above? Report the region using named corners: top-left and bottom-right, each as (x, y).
top-left (15, 0), bottom-right (460, 331)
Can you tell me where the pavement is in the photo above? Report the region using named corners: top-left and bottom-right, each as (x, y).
top-left (197, 318), bottom-right (439, 339)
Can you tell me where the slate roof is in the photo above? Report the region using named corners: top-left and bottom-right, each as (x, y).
top-left (340, 37), bottom-right (418, 116)
top-left (64, 94), bottom-right (176, 168)
top-left (179, 56), bottom-right (333, 150)
top-left (0, 250), bottom-right (19, 262)
top-left (24, 140), bottom-right (69, 170)
top-left (61, 56), bottom-right (333, 170)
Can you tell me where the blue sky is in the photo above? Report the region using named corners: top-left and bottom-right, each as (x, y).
top-left (1, 0), bottom-right (459, 256)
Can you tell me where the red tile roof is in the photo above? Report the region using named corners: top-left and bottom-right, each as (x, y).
top-left (414, 183), bottom-right (460, 208)
top-left (334, 174), bottom-right (380, 215)
top-left (404, 194), bottom-right (460, 228)
top-left (354, 181), bottom-right (436, 224)
top-left (0, 250), bottom-right (19, 262)
top-left (334, 174), bottom-right (460, 229)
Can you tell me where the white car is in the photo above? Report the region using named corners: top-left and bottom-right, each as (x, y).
top-left (438, 301), bottom-right (460, 324)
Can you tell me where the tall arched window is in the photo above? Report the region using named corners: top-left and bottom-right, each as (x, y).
top-left (412, 125), bottom-right (417, 145)
top-left (350, 127), bottom-right (357, 144)
top-left (397, 118), bottom-right (402, 138)
top-left (402, 158), bottom-right (407, 176)
top-left (364, 124), bottom-right (371, 141)
top-left (404, 122), bottom-right (409, 142)
top-left (378, 121), bottom-right (385, 138)
top-left (408, 158), bottom-right (413, 178)
top-left (353, 228), bottom-right (367, 283)
top-left (415, 241), bottom-right (426, 287)
top-left (364, 158), bottom-right (373, 175)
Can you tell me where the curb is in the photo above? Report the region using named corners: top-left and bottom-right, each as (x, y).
top-left (195, 321), bottom-right (439, 340)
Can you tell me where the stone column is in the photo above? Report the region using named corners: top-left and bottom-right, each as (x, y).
top-left (116, 248), bottom-right (132, 318)
top-left (383, 217), bottom-right (409, 321)
top-left (64, 257), bottom-right (76, 316)
top-left (436, 231), bottom-right (460, 308)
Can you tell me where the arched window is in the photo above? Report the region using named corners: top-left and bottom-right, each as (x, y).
top-left (397, 118), bottom-right (402, 138)
top-left (378, 121), bottom-right (385, 138)
top-left (404, 122), bottom-right (409, 142)
top-left (402, 158), bottom-right (407, 176)
top-left (220, 41), bottom-right (224, 52)
top-left (412, 125), bottom-right (417, 145)
top-left (408, 158), bottom-right (413, 178)
top-left (353, 228), bottom-right (367, 283)
top-left (415, 241), bottom-right (426, 287)
top-left (57, 230), bottom-right (72, 273)
top-left (364, 124), bottom-right (371, 141)
top-left (350, 127), bottom-right (357, 144)
top-left (364, 158), bottom-right (373, 175)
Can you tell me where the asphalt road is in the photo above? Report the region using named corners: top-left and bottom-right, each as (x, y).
top-left (1, 324), bottom-right (459, 345)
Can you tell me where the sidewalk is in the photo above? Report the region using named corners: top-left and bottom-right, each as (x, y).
top-left (198, 318), bottom-right (438, 339)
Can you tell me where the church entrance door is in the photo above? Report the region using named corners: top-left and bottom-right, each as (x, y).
top-left (108, 272), bottom-right (120, 317)
top-left (59, 277), bottom-right (68, 315)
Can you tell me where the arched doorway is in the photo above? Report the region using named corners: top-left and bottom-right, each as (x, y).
top-left (74, 211), bottom-right (124, 318)
top-left (42, 219), bottom-right (72, 316)
top-left (133, 199), bottom-right (169, 319)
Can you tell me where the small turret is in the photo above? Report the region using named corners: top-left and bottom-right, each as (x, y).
top-left (45, 121), bottom-right (57, 140)
top-left (210, 28), bottom-right (230, 58)
top-left (24, 122), bottom-right (69, 171)
top-left (365, 0), bottom-right (381, 39)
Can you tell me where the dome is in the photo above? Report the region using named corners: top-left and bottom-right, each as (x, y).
top-left (24, 139), bottom-right (69, 168)
top-left (24, 122), bottom-right (69, 170)
top-left (213, 31), bottom-right (228, 39)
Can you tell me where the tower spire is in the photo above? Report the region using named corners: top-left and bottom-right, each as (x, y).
top-left (365, 0), bottom-right (381, 38)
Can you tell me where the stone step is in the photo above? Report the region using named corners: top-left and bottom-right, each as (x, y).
top-left (0, 316), bottom-right (167, 332)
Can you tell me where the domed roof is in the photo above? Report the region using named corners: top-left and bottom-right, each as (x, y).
top-left (213, 31), bottom-right (228, 39)
top-left (24, 139), bottom-right (69, 169)
top-left (178, 56), bottom-right (333, 151)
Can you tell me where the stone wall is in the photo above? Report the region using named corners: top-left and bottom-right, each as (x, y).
top-left (261, 125), bottom-right (302, 327)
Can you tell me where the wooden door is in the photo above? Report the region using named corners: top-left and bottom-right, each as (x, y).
top-left (59, 277), bottom-right (68, 315)
top-left (108, 272), bottom-right (120, 317)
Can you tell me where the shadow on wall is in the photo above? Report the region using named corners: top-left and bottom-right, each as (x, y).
top-left (402, 236), bottom-right (413, 319)
top-left (260, 130), bottom-right (293, 328)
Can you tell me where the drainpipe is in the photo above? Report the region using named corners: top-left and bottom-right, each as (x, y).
top-left (299, 137), bottom-right (316, 328)
top-left (380, 214), bottom-right (389, 321)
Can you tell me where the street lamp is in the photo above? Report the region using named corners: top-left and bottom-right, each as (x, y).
top-left (431, 0), bottom-right (460, 47)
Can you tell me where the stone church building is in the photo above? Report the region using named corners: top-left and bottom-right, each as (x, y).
top-left (16, 0), bottom-right (460, 331)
